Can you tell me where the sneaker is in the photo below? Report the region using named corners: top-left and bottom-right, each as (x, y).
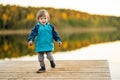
top-left (50, 61), bottom-right (55, 68)
top-left (36, 66), bottom-right (46, 73)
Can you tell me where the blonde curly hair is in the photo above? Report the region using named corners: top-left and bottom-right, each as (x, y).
top-left (36, 9), bottom-right (50, 21)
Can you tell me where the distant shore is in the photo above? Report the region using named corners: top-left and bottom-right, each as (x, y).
top-left (0, 27), bottom-right (117, 35)
top-left (0, 29), bottom-right (31, 35)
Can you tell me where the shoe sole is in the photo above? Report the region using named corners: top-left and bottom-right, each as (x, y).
top-left (36, 70), bottom-right (46, 73)
top-left (51, 64), bottom-right (55, 68)
top-left (51, 66), bottom-right (55, 68)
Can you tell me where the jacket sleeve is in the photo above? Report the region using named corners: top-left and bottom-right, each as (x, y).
top-left (28, 25), bottom-right (39, 41)
top-left (50, 24), bottom-right (61, 42)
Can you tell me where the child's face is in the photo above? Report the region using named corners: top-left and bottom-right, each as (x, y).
top-left (38, 15), bottom-right (48, 25)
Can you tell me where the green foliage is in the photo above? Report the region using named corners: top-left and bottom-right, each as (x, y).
top-left (0, 4), bottom-right (120, 30)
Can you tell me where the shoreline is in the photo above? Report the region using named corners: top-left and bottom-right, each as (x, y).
top-left (0, 27), bottom-right (117, 35)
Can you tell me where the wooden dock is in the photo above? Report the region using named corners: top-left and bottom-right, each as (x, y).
top-left (0, 60), bottom-right (111, 80)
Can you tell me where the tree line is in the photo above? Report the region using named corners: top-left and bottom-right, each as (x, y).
top-left (0, 4), bottom-right (120, 30)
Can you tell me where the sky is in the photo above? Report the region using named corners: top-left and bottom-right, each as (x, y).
top-left (0, 0), bottom-right (120, 17)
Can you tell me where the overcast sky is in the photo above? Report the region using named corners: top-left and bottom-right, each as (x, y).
top-left (0, 0), bottom-right (120, 17)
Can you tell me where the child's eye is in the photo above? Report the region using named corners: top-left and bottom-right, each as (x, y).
top-left (40, 18), bottom-right (43, 20)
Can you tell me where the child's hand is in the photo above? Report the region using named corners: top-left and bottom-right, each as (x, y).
top-left (28, 41), bottom-right (33, 46)
top-left (58, 41), bottom-right (62, 47)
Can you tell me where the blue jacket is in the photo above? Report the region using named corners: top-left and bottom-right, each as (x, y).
top-left (28, 22), bottom-right (61, 52)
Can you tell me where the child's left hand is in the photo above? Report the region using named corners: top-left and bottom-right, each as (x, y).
top-left (28, 41), bottom-right (33, 46)
top-left (58, 41), bottom-right (62, 47)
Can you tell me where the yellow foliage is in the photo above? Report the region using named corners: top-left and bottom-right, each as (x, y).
top-left (76, 13), bottom-right (80, 19)
top-left (3, 44), bottom-right (9, 51)
top-left (27, 13), bottom-right (34, 20)
top-left (28, 45), bottom-right (34, 50)
top-left (62, 42), bottom-right (68, 49)
top-left (76, 41), bottom-right (81, 48)
top-left (82, 40), bottom-right (90, 46)
top-left (82, 14), bottom-right (89, 20)
top-left (2, 13), bottom-right (9, 21)
top-left (62, 12), bottom-right (67, 20)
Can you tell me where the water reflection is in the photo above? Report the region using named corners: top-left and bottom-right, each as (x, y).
top-left (0, 30), bottom-right (120, 59)
top-left (0, 34), bottom-right (35, 59)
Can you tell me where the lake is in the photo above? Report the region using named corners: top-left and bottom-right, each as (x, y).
top-left (2, 41), bottom-right (120, 80)
top-left (0, 30), bottom-right (120, 59)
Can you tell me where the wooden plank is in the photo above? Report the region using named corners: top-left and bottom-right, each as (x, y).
top-left (0, 60), bottom-right (111, 80)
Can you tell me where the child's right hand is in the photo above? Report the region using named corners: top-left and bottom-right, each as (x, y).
top-left (28, 41), bottom-right (33, 46)
top-left (58, 41), bottom-right (62, 47)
